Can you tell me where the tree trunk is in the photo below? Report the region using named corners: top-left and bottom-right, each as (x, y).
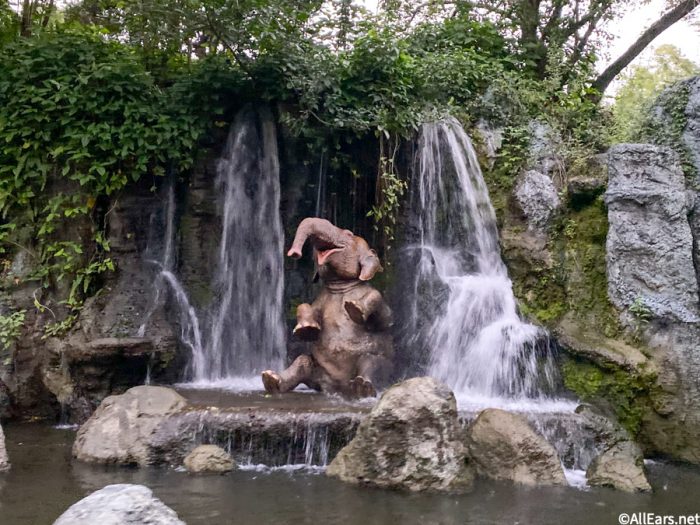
top-left (592, 0), bottom-right (699, 95)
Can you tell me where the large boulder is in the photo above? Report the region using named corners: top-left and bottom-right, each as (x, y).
top-left (605, 144), bottom-right (699, 324)
top-left (466, 408), bottom-right (567, 486)
top-left (514, 170), bottom-right (561, 232)
top-left (53, 484), bottom-right (185, 525)
top-left (326, 377), bottom-right (474, 492)
top-left (587, 441), bottom-right (651, 492)
top-left (183, 445), bottom-right (235, 474)
top-left (73, 386), bottom-right (187, 466)
top-left (0, 423), bottom-right (9, 472)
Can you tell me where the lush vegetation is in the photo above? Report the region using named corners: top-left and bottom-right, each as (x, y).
top-left (0, 0), bottom-right (697, 340)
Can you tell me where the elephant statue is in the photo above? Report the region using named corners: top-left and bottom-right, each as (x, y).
top-left (262, 218), bottom-right (394, 398)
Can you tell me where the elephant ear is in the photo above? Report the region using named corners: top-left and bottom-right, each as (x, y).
top-left (359, 250), bottom-right (382, 281)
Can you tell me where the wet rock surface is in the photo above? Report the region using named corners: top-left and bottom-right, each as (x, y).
top-left (73, 386), bottom-right (187, 465)
top-left (183, 445), bottom-right (235, 474)
top-left (327, 377), bottom-right (474, 492)
top-left (151, 392), bottom-right (365, 467)
top-left (587, 440), bottom-right (651, 492)
top-left (465, 408), bottom-right (567, 486)
top-left (53, 484), bottom-right (185, 525)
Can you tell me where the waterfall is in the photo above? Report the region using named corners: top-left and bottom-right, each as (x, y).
top-left (191, 107), bottom-right (286, 383)
top-left (139, 107), bottom-right (285, 387)
top-left (138, 184), bottom-right (205, 376)
top-left (401, 118), bottom-right (562, 409)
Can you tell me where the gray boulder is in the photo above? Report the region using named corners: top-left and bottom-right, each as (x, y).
top-left (606, 144), bottom-right (699, 324)
top-left (53, 484), bottom-right (185, 525)
top-left (587, 441), bottom-right (651, 492)
top-left (0, 423), bottom-right (9, 472)
top-left (466, 408), bottom-right (567, 486)
top-left (327, 377), bottom-right (474, 492)
top-left (183, 445), bottom-right (235, 473)
top-left (514, 170), bottom-right (561, 232)
top-left (73, 386), bottom-right (187, 466)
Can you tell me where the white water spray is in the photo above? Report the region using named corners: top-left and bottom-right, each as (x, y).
top-left (404, 118), bottom-right (560, 406)
top-left (191, 107), bottom-right (286, 382)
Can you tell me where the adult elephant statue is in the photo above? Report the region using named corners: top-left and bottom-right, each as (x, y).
top-left (262, 218), bottom-right (394, 398)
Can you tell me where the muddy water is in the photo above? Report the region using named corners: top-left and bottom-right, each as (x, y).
top-left (1, 424), bottom-right (699, 525)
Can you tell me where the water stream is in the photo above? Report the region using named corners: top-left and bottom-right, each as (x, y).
top-left (401, 118), bottom-right (569, 411)
top-left (139, 107), bottom-right (285, 387)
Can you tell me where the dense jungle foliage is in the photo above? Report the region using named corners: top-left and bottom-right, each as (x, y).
top-left (0, 0), bottom-right (696, 343)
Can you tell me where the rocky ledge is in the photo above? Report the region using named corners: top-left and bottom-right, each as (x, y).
top-left (73, 385), bottom-right (367, 468)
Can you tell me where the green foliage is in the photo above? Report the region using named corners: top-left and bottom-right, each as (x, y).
top-left (0, 30), bottom-right (226, 313)
top-left (0, 308), bottom-right (25, 354)
top-left (637, 79), bottom-right (696, 180)
top-left (613, 45), bottom-right (699, 142)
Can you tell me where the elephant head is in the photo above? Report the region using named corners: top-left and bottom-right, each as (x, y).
top-left (287, 218), bottom-right (382, 281)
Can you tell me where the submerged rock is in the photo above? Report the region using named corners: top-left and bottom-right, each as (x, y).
top-left (587, 441), bottom-right (651, 492)
top-left (73, 386), bottom-right (187, 466)
top-left (466, 408), bottom-right (567, 486)
top-left (53, 484), bottom-right (185, 525)
top-left (184, 444), bottom-right (235, 473)
top-left (514, 170), bottom-right (561, 232)
top-left (0, 423), bottom-right (9, 472)
top-left (327, 377), bottom-right (474, 492)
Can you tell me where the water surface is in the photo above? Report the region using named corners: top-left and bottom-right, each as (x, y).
top-left (1, 424), bottom-right (698, 525)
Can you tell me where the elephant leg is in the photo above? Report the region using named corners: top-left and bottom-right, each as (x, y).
top-left (344, 289), bottom-right (393, 330)
top-left (262, 354), bottom-right (315, 394)
top-left (293, 303), bottom-right (321, 341)
top-left (348, 354), bottom-right (392, 399)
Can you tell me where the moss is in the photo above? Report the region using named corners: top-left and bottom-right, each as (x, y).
top-left (561, 358), bottom-right (656, 436)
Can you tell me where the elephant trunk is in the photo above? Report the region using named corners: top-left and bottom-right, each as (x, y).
top-left (287, 218), bottom-right (348, 259)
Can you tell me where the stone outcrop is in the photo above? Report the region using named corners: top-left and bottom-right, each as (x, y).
top-left (587, 440), bottom-right (651, 492)
top-left (465, 408), bottom-right (567, 486)
top-left (606, 144), bottom-right (699, 324)
top-left (0, 423), bottom-right (9, 471)
top-left (327, 377), bottom-right (474, 492)
top-left (514, 170), bottom-right (561, 232)
top-left (53, 484), bottom-right (185, 525)
top-left (605, 138), bottom-right (700, 464)
top-left (73, 386), bottom-right (187, 466)
top-left (183, 444), bottom-right (235, 473)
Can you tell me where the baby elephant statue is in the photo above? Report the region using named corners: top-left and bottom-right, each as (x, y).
top-left (262, 218), bottom-right (394, 398)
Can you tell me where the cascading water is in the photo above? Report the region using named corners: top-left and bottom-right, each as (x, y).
top-left (401, 118), bottom-right (565, 410)
top-left (138, 185), bottom-right (204, 371)
top-left (191, 107), bottom-right (286, 383)
top-left (139, 107), bottom-right (285, 387)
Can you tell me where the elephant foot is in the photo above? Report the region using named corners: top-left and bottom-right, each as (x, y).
top-left (262, 370), bottom-right (282, 394)
top-left (293, 321), bottom-right (321, 341)
top-left (344, 300), bottom-right (367, 324)
top-left (349, 376), bottom-right (377, 399)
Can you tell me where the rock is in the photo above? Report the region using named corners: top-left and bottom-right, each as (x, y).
top-left (0, 423), bottom-right (9, 472)
top-left (567, 154), bottom-right (608, 207)
top-left (606, 144), bottom-right (699, 324)
top-left (555, 314), bottom-right (648, 371)
top-left (466, 408), bottom-right (567, 486)
top-left (53, 484), bottom-right (185, 525)
top-left (183, 445), bottom-right (234, 473)
top-left (326, 377), bottom-right (474, 492)
top-left (474, 119), bottom-right (503, 170)
top-left (514, 170), bottom-right (561, 232)
top-left (587, 441), bottom-right (651, 492)
top-left (527, 120), bottom-right (564, 179)
top-left (73, 386), bottom-right (187, 466)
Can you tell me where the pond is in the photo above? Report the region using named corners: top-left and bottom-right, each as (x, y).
top-left (1, 424), bottom-right (699, 525)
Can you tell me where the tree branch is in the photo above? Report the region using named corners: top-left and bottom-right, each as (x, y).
top-left (593, 0), bottom-right (700, 94)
